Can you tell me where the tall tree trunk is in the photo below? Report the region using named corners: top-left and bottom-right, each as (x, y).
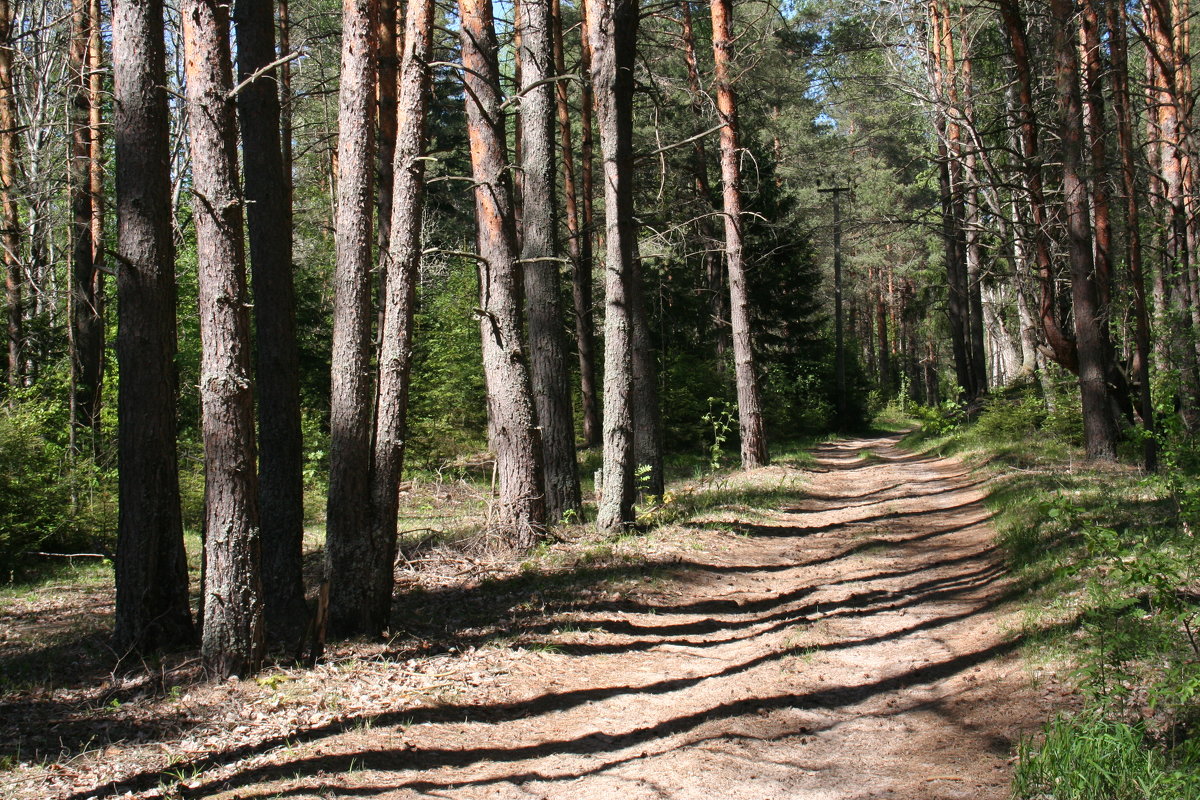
top-left (587, 0), bottom-right (639, 533)
top-left (459, 0), bottom-right (547, 548)
top-left (279, 0), bottom-right (294, 215)
top-left (325, 0), bottom-right (378, 636)
top-left (376, 0), bottom-right (398, 256)
top-left (1051, 0), bottom-right (1118, 460)
top-left (1108, 0), bottom-right (1156, 468)
top-left (681, 0), bottom-right (729, 363)
top-left (553, 0), bottom-right (600, 450)
top-left (579, 4), bottom-right (600, 447)
top-left (69, 0), bottom-right (104, 447)
top-left (182, 0), bottom-right (265, 676)
top-left (369, 0), bottom-right (435, 634)
top-left (711, 0), bottom-right (768, 468)
top-left (0, 0), bottom-right (18, 393)
top-left (955, 15), bottom-right (987, 396)
top-left (518, 0), bottom-right (581, 523)
top-left (631, 247), bottom-right (664, 497)
top-left (234, 0), bottom-right (307, 649)
top-left (112, 0), bottom-right (195, 655)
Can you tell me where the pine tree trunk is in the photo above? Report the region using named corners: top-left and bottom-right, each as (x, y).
top-left (182, 0), bottom-right (265, 676)
top-left (1051, 0), bottom-right (1118, 460)
top-left (234, 0), bottom-right (308, 648)
top-left (955, 20), bottom-right (987, 396)
top-left (710, 0), bottom-right (767, 468)
top-left (0, 0), bottom-right (18, 393)
top-left (518, 0), bottom-right (581, 523)
top-left (376, 0), bottom-right (398, 257)
top-left (553, 0), bottom-right (600, 450)
top-left (587, 0), bottom-right (639, 533)
top-left (69, 0), bottom-right (104, 447)
top-left (279, 0), bottom-right (294, 215)
top-left (112, 0), bottom-right (195, 654)
top-left (369, 0), bottom-right (435, 633)
top-left (631, 245), bottom-right (664, 497)
top-left (325, 0), bottom-right (379, 636)
top-left (459, 0), bottom-right (547, 548)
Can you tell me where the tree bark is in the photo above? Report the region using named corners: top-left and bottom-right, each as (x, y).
top-left (518, 0), bottom-right (582, 523)
top-left (460, 0), bottom-right (547, 548)
top-left (587, 0), bottom-right (639, 533)
top-left (369, 0), bottom-right (435, 634)
top-left (0, 0), bottom-right (18, 393)
top-left (710, 0), bottom-right (768, 468)
top-left (182, 0), bottom-right (265, 675)
top-left (1051, 0), bottom-right (1118, 460)
top-left (112, 0), bottom-right (195, 655)
top-left (325, 0), bottom-right (379, 636)
top-left (631, 245), bottom-right (664, 497)
top-left (234, 0), bottom-right (308, 648)
top-left (554, 0), bottom-right (601, 450)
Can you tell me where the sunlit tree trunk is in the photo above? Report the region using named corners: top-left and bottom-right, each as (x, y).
top-left (588, 0), bottom-right (639, 533)
top-left (0, 0), bottom-right (18, 393)
top-left (112, 0), bottom-right (195, 655)
top-left (519, 0), bottom-right (581, 523)
top-left (711, 0), bottom-right (767, 467)
top-left (460, 0), bottom-right (547, 548)
top-left (234, 0), bottom-right (307, 648)
top-left (182, 0), bottom-right (265, 676)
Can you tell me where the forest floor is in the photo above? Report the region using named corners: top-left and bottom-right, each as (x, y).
top-left (0, 431), bottom-right (1072, 800)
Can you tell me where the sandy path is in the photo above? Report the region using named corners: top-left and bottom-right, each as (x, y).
top-left (198, 433), bottom-right (1045, 800)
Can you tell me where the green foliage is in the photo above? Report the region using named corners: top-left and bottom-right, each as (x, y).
top-left (701, 398), bottom-right (735, 472)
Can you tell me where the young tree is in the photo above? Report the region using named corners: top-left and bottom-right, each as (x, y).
top-left (459, 0), bottom-right (547, 548)
top-left (587, 0), bottom-right (639, 533)
top-left (0, 0), bottom-right (17, 391)
top-left (325, 0), bottom-right (379, 636)
top-left (518, 0), bottom-right (581, 522)
top-left (112, 0), bottom-right (195, 655)
top-left (710, 0), bottom-right (768, 467)
top-left (182, 0), bottom-right (265, 675)
top-left (234, 0), bottom-right (308, 647)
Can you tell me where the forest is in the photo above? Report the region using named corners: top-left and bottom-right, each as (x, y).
top-left (3, 0), bottom-right (1200, 796)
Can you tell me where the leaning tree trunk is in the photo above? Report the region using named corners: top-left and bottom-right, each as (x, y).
top-left (69, 0), bottom-right (104, 448)
top-left (710, 0), bottom-right (767, 467)
top-left (1051, 0), bottom-right (1118, 461)
top-left (552, 0), bottom-right (600, 450)
top-left (182, 0), bottom-right (265, 676)
top-left (369, 0), bottom-right (435, 634)
top-left (325, 0), bottom-right (379, 637)
top-left (112, 0), bottom-right (195, 655)
top-left (459, 0), bottom-right (547, 548)
top-left (0, 0), bottom-right (18, 392)
top-left (234, 0), bottom-right (308, 648)
top-left (587, 0), bottom-right (639, 533)
top-left (518, 0), bottom-right (581, 523)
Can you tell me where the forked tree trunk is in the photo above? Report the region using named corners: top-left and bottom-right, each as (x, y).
top-left (112, 0), bottom-right (195, 655)
top-left (369, 0), bottom-right (435, 634)
top-left (1051, 0), bottom-right (1118, 461)
top-left (69, 0), bottom-right (104, 447)
top-left (234, 0), bottom-right (308, 648)
top-left (587, 0), bottom-right (639, 533)
top-left (518, 0), bottom-right (581, 523)
top-left (0, 0), bottom-right (18, 392)
top-left (326, 0), bottom-right (379, 636)
top-left (182, 0), bottom-right (265, 676)
top-left (710, 0), bottom-right (767, 467)
top-left (552, 0), bottom-right (600, 450)
top-left (459, 0), bottom-right (547, 548)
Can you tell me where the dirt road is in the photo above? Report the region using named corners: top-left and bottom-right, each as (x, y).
top-left (180, 433), bottom-right (1046, 800)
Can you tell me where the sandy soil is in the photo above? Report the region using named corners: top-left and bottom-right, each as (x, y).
top-left (3, 432), bottom-right (1063, 800)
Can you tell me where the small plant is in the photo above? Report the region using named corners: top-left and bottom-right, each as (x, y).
top-left (701, 397), bottom-right (735, 472)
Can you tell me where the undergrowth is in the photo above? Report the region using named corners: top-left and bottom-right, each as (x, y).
top-left (904, 381), bottom-right (1200, 799)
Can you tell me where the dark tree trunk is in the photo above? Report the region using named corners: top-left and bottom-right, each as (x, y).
top-left (587, 0), bottom-right (639, 533)
top-left (1051, 0), bottom-right (1118, 460)
top-left (631, 246), bottom-right (664, 497)
top-left (325, 0), bottom-right (379, 636)
top-left (711, 0), bottom-right (768, 468)
top-left (459, 0), bottom-right (547, 548)
top-left (553, 0), bottom-right (600, 450)
top-left (279, 0), bottom-right (294, 215)
top-left (958, 35), bottom-right (986, 396)
top-left (182, 0), bottom-right (265, 676)
top-left (112, 0), bottom-right (195, 655)
top-left (234, 0), bottom-right (308, 649)
top-left (1107, 0), bottom-right (1156, 468)
top-left (69, 0), bottom-right (104, 447)
top-left (369, 0), bottom-right (435, 633)
top-left (0, 0), bottom-right (18, 393)
top-left (518, 0), bottom-right (581, 523)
